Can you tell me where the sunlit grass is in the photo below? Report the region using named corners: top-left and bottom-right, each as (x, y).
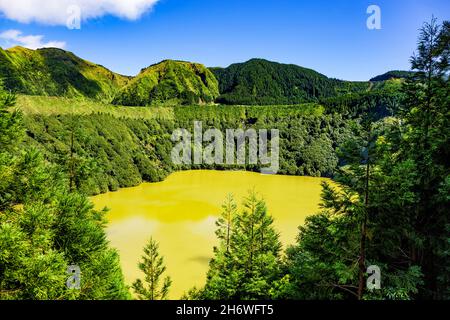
top-left (15, 95), bottom-right (174, 120)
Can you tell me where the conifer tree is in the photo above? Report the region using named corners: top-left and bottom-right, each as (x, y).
top-left (132, 238), bottom-right (172, 300)
top-left (215, 194), bottom-right (237, 253)
top-left (0, 82), bottom-right (130, 300)
top-left (284, 18), bottom-right (449, 300)
top-left (203, 191), bottom-right (282, 299)
top-left (398, 18), bottom-right (449, 298)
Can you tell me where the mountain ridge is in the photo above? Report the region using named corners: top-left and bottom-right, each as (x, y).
top-left (0, 46), bottom-right (407, 106)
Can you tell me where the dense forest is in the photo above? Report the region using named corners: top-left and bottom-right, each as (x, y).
top-left (211, 58), bottom-right (373, 105)
top-left (0, 19), bottom-right (448, 300)
top-left (20, 104), bottom-right (355, 195)
top-left (186, 19), bottom-right (449, 300)
top-left (369, 70), bottom-right (415, 82)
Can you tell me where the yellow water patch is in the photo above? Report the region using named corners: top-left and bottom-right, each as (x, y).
top-left (92, 170), bottom-right (329, 299)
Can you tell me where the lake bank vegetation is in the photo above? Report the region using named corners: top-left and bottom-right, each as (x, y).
top-left (0, 19), bottom-right (448, 300)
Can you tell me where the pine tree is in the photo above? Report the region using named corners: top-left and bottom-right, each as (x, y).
top-left (0, 82), bottom-right (130, 300)
top-left (327, 104), bottom-right (380, 299)
top-left (284, 182), bottom-right (361, 299)
top-left (53, 113), bottom-right (101, 194)
top-left (203, 191), bottom-right (282, 300)
top-left (215, 194), bottom-right (237, 253)
top-left (132, 238), bottom-right (172, 300)
top-left (399, 18), bottom-right (449, 298)
top-left (283, 18), bottom-right (449, 300)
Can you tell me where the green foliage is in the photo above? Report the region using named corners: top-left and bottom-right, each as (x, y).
top-left (215, 194), bottom-right (237, 253)
top-left (283, 183), bottom-right (361, 300)
top-left (1, 19), bottom-right (447, 302)
top-left (17, 102), bottom-right (350, 195)
top-left (393, 18), bottom-right (450, 299)
top-left (0, 80), bottom-right (22, 152)
top-left (370, 70), bottom-right (415, 82)
top-left (321, 88), bottom-right (403, 118)
top-left (0, 46), bottom-right (129, 102)
top-left (132, 238), bottom-right (172, 300)
top-left (212, 59), bottom-right (373, 105)
top-left (113, 60), bottom-right (219, 106)
top-left (0, 82), bottom-right (130, 300)
top-left (22, 113), bottom-right (173, 195)
top-left (1, 47), bottom-right (406, 110)
top-left (16, 95), bottom-right (174, 120)
top-left (172, 104), bottom-right (344, 177)
top-left (201, 191), bottom-right (283, 300)
top-left (282, 19), bottom-right (449, 301)
top-left (0, 182), bottom-right (131, 300)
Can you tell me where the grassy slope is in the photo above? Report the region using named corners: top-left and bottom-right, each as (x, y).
top-left (113, 60), bottom-right (220, 106)
top-left (15, 95), bottom-right (174, 120)
top-left (15, 95), bottom-right (324, 120)
top-left (0, 46), bottom-right (130, 101)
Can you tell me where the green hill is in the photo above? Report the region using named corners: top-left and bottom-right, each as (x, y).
top-left (211, 58), bottom-right (371, 105)
top-left (0, 47), bottom-right (400, 107)
top-left (370, 70), bottom-right (415, 82)
top-left (0, 46), bottom-right (130, 101)
top-left (113, 60), bottom-right (219, 106)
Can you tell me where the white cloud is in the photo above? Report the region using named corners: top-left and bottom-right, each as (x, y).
top-left (0, 0), bottom-right (159, 25)
top-left (0, 29), bottom-right (66, 49)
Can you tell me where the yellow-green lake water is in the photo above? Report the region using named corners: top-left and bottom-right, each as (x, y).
top-left (92, 170), bottom-right (328, 299)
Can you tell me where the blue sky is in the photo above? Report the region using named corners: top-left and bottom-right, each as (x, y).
top-left (0, 0), bottom-right (449, 80)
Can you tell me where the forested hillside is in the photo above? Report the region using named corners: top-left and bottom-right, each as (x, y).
top-left (370, 70), bottom-right (415, 82)
top-left (211, 58), bottom-right (374, 105)
top-left (320, 78), bottom-right (404, 117)
top-left (19, 101), bottom-right (351, 195)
